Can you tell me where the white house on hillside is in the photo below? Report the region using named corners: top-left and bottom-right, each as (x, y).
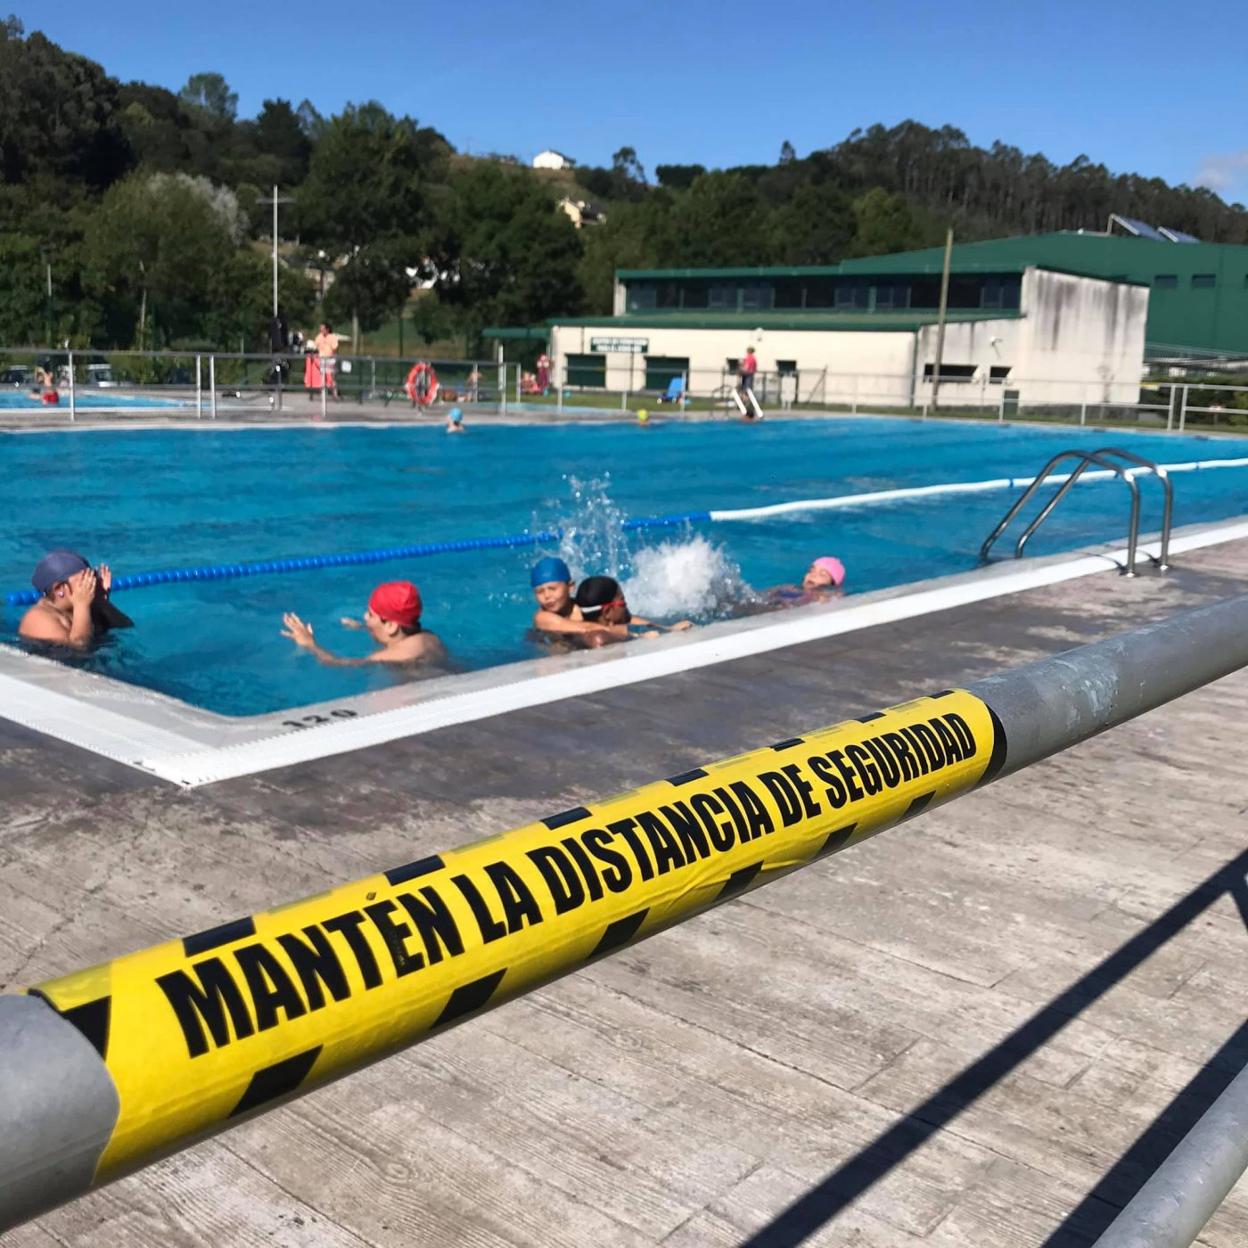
top-left (533, 149), bottom-right (575, 171)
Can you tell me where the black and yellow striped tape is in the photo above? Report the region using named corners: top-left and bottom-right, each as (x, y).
top-left (27, 689), bottom-right (1002, 1186)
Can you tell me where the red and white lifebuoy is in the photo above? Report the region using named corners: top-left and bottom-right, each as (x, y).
top-left (404, 362), bottom-right (440, 407)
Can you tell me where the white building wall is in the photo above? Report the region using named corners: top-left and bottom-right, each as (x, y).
top-left (550, 323), bottom-right (927, 405)
top-left (552, 268), bottom-right (1147, 409)
top-left (1012, 268), bottom-right (1147, 404)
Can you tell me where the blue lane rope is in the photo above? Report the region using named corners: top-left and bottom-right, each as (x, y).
top-left (2, 511), bottom-right (713, 607)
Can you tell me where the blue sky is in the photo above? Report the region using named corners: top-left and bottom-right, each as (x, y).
top-left (23, 0), bottom-right (1248, 205)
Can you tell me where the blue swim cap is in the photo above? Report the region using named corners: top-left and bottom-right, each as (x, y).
top-left (450, 406), bottom-right (463, 423)
top-left (531, 555), bottom-right (571, 587)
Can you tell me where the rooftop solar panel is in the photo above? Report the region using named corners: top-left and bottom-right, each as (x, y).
top-left (1110, 214), bottom-right (1167, 240)
top-left (1158, 227), bottom-right (1201, 243)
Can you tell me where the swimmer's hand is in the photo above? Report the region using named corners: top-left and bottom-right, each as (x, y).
top-left (282, 612), bottom-right (317, 649)
top-left (98, 563), bottom-right (112, 594)
top-left (667, 619), bottom-right (693, 632)
top-left (70, 568), bottom-right (97, 608)
top-left (339, 617), bottom-right (364, 630)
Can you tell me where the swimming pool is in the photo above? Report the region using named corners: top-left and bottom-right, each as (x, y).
top-left (0, 391), bottom-right (184, 410)
top-left (2, 416), bottom-right (1246, 717)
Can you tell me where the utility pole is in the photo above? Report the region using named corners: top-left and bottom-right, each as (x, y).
top-left (258, 186), bottom-right (294, 317)
top-left (930, 227), bottom-right (954, 412)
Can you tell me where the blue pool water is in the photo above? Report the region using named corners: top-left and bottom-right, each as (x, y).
top-left (2, 417), bottom-right (1246, 716)
top-left (0, 391), bottom-right (182, 410)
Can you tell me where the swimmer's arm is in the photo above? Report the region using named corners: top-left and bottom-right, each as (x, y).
top-left (628, 616), bottom-right (693, 633)
top-left (532, 610), bottom-right (601, 635)
top-left (282, 613), bottom-right (369, 666)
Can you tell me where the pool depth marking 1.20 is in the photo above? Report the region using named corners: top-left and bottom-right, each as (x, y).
top-left (4, 690), bottom-right (998, 1228)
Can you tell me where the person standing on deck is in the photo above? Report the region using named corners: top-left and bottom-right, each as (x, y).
top-left (314, 322), bottom-right (341, 400)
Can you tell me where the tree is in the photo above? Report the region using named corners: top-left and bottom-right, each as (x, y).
top-left (0, 26), bottom-right (130, 189)
top-left (612, 145), bottom-right (646, 185)
top-left (83, 172), bottom-right (247, 346)
top-left (436, 162), bottom-right (583, 340)
top-left (769, 181), bottom-right (855, 264)
top-left (297, 103), bottom-right (448, 251)
top-left (779, 140), bottom-right (796, 165)
top-left (655, 164), bottom-right (706, 191)
top-left (666, 172), bottom-right (771, 266)
top-left (849, 186), bottom-right (925, 256)
top-left (254, 99), bottom-right (311, 186)
top-left (323, 241), bottom-right (414, 335)
top-left (178, 72), bottom-right (237, 123)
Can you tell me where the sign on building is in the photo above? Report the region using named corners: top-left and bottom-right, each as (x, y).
top-left (590, 337), bottom-right (649, 354)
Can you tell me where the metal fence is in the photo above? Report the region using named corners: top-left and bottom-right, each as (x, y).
top-left (0, 347), bottom-right (514, 422)
top-left (5, 346), bottom-right (1248, 434)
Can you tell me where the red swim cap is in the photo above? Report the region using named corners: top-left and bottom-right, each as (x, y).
top-left (369, 581), bottom-right (422, 628)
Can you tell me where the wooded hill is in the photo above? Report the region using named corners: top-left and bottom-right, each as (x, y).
top-left (2, 17), bottom-right (1244, 352)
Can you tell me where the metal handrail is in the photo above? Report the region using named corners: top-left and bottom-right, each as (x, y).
top-left (1101, 447), bottom-right (1173, 571)
top-left (980, 447), bottom-right (1173, 577)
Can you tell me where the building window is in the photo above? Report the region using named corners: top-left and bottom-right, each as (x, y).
top-left (989, 365), bottom-right (1012, 384)
top-left (565, 353), bottom-right (606, 387)
top-left (708, 285), bottom-right (735, 310)
top-left (1191, 273), bottom-right (1216, 289)
top-left (626, 284), bottom-right (656, 312)
top-left (741, 284), bottom-right (773, 311)
top-left (776, 360), bottom-right (798, 376)
top-left (772, 278), bottom-right (804, 309)
top-left (835, 282), bottom-right (869, 310)
top-left (644, 356), bottom-right (689, 391)
top-left (1154, 274), bottom-right (1177, 288)
top-left (923, 363), bottom-right (977, 381)
top-left (681, 282), bottom-right (709, 309)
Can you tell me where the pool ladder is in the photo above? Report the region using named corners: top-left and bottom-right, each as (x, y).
top-left (980, 448), bottom-right (1172, 577)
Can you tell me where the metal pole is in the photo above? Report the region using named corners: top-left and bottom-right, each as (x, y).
top-left (501, 362), bottom-right (508, 416)
top-left (2, 597), bottom-right (1248, 1232)
top-left (1091, 1059), bottom-right (1248, 1248)
top-left (195, 354), bottom-right (202, 419)
top-left (1166, 385), bottom-right (1175, 432)
top-left (271, 184), bottom-right (278, 318)
top-left (66, 350), bottom-right (75, 421)
top-left (930, 227), bottom-right (954, 412)
top-left (209, 355), bottom-right (217, 420)
top-left (1179, 384), bottom-right (1188, 433)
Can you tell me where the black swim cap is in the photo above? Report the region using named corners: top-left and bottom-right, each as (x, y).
top-left (575, 575), bottom-right (623, 619)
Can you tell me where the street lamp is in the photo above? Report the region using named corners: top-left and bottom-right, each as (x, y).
top-left (257, 185), bottom-right (294, 318)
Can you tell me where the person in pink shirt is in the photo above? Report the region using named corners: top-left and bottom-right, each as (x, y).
top-left (738, 346), bottom-right (758, 392)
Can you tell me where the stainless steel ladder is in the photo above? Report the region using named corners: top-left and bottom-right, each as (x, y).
top-left (980, 447), bottom-right (1173, 577)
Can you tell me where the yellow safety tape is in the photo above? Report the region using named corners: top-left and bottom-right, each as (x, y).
top-left (30, 689), bottom-right (999, 1181)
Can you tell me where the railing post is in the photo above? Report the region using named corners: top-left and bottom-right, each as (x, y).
top-left (1080, 401), bottom-right (1087, 426)
top-left (500, 363), bottom-right (508, 416)
top-left (195, 355), bottom-right (202, 419)
top-left (1179, 384), bottom-right (1188, 432)
top-left (1166, 384), bottom-right (1175, 432)
top-left (209, 355), bottom-right (217, 420)
top-left (66, 350), bottom-right (76, 421)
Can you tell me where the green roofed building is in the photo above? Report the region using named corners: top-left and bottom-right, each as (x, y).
top-left (524, 232), bottom-right (1248, 410)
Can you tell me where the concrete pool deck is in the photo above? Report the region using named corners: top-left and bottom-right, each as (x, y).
top-left (2, 539), bottom-right (1248, 1245)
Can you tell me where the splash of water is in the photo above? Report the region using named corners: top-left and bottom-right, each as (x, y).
top-left (532, 477), bottom-right (754, 622)
top-left (623, 535), bottom-right (754, 622)
top-left (551, 474), bottom-right (631, 580)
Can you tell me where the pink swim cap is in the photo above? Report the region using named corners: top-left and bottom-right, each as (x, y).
top-left (812, 556), bottom-right (846, 586)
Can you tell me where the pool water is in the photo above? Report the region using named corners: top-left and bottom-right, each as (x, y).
top-left (2, 417), bottom-right (1246, 716)
top-left (0, 391), bottom-right (183, 409)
